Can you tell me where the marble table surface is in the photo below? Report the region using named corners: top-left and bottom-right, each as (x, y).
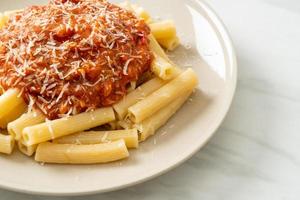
top-left (1, 0), bottom-right (299, 199)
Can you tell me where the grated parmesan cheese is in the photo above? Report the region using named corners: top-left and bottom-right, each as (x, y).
top-left (0, 0), bottom-right (153, 119)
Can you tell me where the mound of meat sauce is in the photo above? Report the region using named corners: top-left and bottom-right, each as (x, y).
top-left (0, 0), bottom-right (153, 119)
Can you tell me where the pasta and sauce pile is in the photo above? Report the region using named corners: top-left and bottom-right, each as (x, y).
top-left (0, 0), bottom-right (198, 164)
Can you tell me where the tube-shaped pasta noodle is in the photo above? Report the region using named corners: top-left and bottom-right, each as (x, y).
top-left (0, 89), bottom-right (26, 118)
top-left (117, 119), bottom-right (133, 130)
top-left (0, 89), bottom-right (27, 128)
top-left (17, 140), bottom-right (37, 156)
top-left (136, 90), bottom-right (192, 141)
top-left (131, 4), bottom-right (151, 22)
top-left (8, 110), bottom-right (45, 140)
top-left (0, 10), bottom-right (22, 29)
top-left (128, 68), bottom-right (198, 123)
top-left (149, 20), bottom-right (179, 50)
top-left (119, 2), bottom-right (151, 22)
top-left (0, 103), bottom-right (27, 129)
top-left (53, 129), bottom-right (139, 149)
top-left (35, 140), bottom-right (129, 164)
top-left (157, 36), bottom-right (180, 51)
top-left (113, 77), bottom-right (166, 120)
top-left (149, 20), bottom-right (177, 40)
top-left (23, 107), bottom-right (115, 146)
top-left (102, 121), bottom-right (119, 130)
top-left (151, 53), bottom-right (177, 80)
top-left (149, 34), bottom-right (170, 61)
top-left (107, 121), bottom-right (118, 130)
top-left (0, 13), bottom-right (8, 29)
top-left (149, 35), bottom-right (180, 79)
top-left (0, 133), bottom-right (14, 154)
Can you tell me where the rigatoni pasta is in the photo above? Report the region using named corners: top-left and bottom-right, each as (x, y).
top-left (17, 140), bottom-right (38, 157)
top-left (136, 91), bottom-right (193, 141)
top-left (151, 53), bottom-right (177, 80)
top-left (35, 140), bottom-right (129, 164)
top-left (149, 34), bottom-right (171, 61)
top-left (120, 2), bottom-right (151, 22)
top-left (0, 132), bottom-right (15, 154)
top-left (149, 20), bottom-right (180, 51)
top-left (149, 35), bottom-right (181, 79)
top-left (117, 119), bottom-right (133, 130)
top-left (0, 10), bottom-right (22, 29)
top-left (54, 129), bottom-right (139, 149)
top-left (8, 111), bottom-right (45, 140)
top-left (22, 107), bottom-right (115, 146)
top-left (131, 4), bottom-right (151, 22)
top-left (0, 103), bottom-right (27, 129)
top-left (0, 1), bottom-right (198, 165)
top-left (0, 13), bottom-right (7, 29)
top-left (157, 36), bottom-right (180, 51)
top-left (128, 68), bottom-right (198, 123)
top-left (0, 89), bottom-right (27, 128)
top-left (149, 20), bottom-right (177, 40)
top-left (113, 77), bottom-right (166, 119)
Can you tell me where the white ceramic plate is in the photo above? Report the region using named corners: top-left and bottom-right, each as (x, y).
top-left (0, 0), bottom-right (237, 196)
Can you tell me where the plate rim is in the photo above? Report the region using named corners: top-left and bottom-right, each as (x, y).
top-left (0, 0), bottom-right (237, 196)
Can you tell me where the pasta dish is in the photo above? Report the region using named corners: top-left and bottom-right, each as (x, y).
top-left (0, 0), bottom-right (198, 164)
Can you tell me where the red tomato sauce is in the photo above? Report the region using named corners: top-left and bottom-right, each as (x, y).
top-left (0, 0), bottom-right (153, 119)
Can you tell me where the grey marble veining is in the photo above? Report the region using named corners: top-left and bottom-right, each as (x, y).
top-left (0, 0), bottom-right (299, 199)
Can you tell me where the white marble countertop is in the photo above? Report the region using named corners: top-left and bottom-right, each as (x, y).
top-left (1, 0), bottom-right (299, 199)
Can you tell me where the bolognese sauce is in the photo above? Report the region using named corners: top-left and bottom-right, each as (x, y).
top-left (0, 0), bottom-right (153, 119)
